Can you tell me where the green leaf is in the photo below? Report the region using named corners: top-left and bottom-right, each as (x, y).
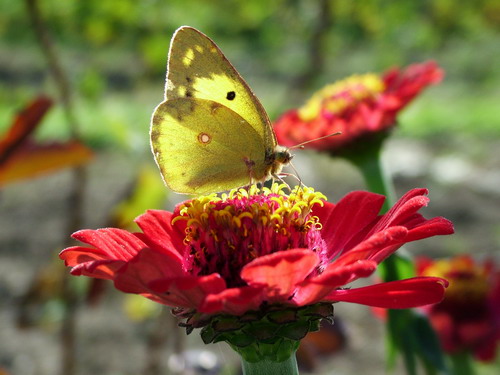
top-left (413, 314), bottom-right (449, 374)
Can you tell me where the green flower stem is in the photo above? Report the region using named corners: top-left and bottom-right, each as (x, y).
top-left (348, 140), bottom-right (403, 282)
top-left (346, 136), bottom-right (406, 283)
top-left (241, 355), bottom-right (299, 375)
top-left (450, 352), bottom-right (476, 375)
top-left (350, 141), bottom-right (395, 213)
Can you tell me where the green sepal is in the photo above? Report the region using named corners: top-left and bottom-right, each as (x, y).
top-left (267, 309), bottom-right (298, 324)
top-left (243, 321), bottom-right (281, 342)
top-left (198, 302), bottom-right (334, 363)
top-left (212, 315), bottom-right (244, 331)
top-left (276, 319), bottom-right (311, 341)
top-left (200, 323), bottom-right (216, 344)
top-left (216, 331), bottom-right (255, 347)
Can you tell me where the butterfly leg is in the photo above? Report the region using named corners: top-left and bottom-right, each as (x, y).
top-left (254, 180), bottom-right (267, 194)
top-left (272, 173), bottom-right (292, 192)
top-left (287, 161), bottom-right (304, 188)
top-left (241, 157), bottom-right (260, 193)
top-left (279, 172), bottom-right (300, 182)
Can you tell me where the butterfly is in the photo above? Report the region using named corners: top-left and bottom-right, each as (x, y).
top-left (150, 26), bottom-right (292, 195)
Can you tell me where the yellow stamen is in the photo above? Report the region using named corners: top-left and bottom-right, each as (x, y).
top-left (298, 73), bottom-right (385, 121)
top-left (172, 183), bottom-right (326, 246)
top-left (232, 216), bottom-right (242, 228)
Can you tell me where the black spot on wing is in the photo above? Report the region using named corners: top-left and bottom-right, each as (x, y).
top-left (226, 91), bottom-right (236, 100)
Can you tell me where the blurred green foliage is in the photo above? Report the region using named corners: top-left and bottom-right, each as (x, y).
top-left (0, 0), bottom-right (499, 147)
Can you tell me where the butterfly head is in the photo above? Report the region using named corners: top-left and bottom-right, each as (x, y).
top-left (274, 145), bottom-right (293, 165)
top-left (266, 145), bottom-right (293, 177)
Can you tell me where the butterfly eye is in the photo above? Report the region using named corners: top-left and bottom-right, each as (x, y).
top-left (226, 91), bottom-right (236, 100)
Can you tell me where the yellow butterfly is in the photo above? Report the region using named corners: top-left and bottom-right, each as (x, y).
top-left (150, 26), bottom-right (292, 195)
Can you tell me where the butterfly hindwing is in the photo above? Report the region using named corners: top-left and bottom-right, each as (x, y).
top-left (151, 97), bottom-right (268, 195)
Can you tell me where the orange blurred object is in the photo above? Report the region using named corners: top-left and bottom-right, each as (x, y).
top-left (0, 96), bottom-right (93, 186)
top-left (296, 319), bottom-right (347, 372)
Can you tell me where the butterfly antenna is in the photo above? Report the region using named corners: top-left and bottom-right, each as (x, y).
top-left (289, 132), bottom-right (342, 150)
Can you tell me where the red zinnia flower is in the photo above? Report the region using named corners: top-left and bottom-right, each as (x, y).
top-left (417, 256), bottom-right (500, 362)
top-left (61, 185), bottom-right (452, 323)
top-left (274, 61), bottom-right (443, 151)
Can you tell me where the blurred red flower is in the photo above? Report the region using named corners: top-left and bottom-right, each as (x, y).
top-left (60, 186), bottom-right (453, 322)
top-left (417, 256), bottom-right (500, 361)
top-left (274, 61), bottom-right (443, 151)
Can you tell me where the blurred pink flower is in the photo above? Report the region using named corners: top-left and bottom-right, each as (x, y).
top-left (274, 61), bottom-right (443, 151)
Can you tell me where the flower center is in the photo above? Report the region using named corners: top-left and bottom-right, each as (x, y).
top-left (173, 184), bottom-right (327, 287)
top-left (298, 73), bottom-right (385, 121)
top-left (422, 257), bottom-right (491, 318)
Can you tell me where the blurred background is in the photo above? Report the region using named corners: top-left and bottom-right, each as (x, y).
top-left (0, 1), bottom-right (499, 374)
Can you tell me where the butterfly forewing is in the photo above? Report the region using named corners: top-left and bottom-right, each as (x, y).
top-left (165, 26), bottom-right (276, 147)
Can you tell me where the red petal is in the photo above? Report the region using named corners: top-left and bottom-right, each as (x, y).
top-left (324, 277), bottom-right (448, 308)
top-left (60, 245), bottom-right (109, 267)
top-left (334, 226), bottom-right (408, 266)
top-left (314, 192), bottom-right (386, 259)
top-left (72, 259), bottom-right (124, 278)
top-left (60, 245), bottom-right (125, 279)
top-left (113, 248), bottom-right (185, 292)
top-left (293, 260), bottom-right (377, 305)
top-left (112, 248), bottom-right (198, 308)
top-left (60, 228), bottom-right (150, 278)
top-left (148, 274), bottom-right (227, 310)
top-left (405, 216), bottom-right (454, 242)
top-left (71, 228), bottom-right (147, 261)
top-left (134, 209), bottom-right (185, 261)
top-left (371, 188), bottom-right (429, 231)
top-left (200, 286), bottom-right (265, 315)
top-left (314, 260), bottom-right (377, 286)
top-left (383, 61), bottom-right (444, 101)
top-left (241, 249), bottom-right (319, 297)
